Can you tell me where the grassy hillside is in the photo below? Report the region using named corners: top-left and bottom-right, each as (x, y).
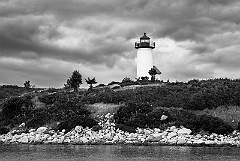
top-left (0, 78), bottom-right (239, 135)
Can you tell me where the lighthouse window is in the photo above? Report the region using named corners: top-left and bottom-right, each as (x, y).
top-left (141, 40), bottom-right (150, 43)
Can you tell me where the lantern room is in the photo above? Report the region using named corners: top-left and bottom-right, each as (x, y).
top-left (135, 33), bottom-right (155, 49)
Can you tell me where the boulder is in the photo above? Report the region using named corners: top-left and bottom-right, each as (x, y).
top-left (19, 123), bottom-right (26, 128)
top-left (169, 126), bottom-right (177, 132)
top-left (75, 126), bottom-right (83, 133)
top-left (176, 137), bottom-right (187, 145)
top-left (177, 128), bottom-right (192, 135)
top-left (160, 115), bottom-right (168, 121)
top-left (80, 137), bottom-right (89, 143)
top-left (28, 128), bottom-right (35, 132)
top-left (18, 136), bottom-right (29, 143)
top-left (167, 132), bottom-right (178, 139)
top-left (153, 128), bottom-right (161, 133)
top-left (34, 134), bottom-right (42, 143)
top-left (36, 127), bottom-right (48, 134)
top-left (148, 133), bottom-right (163, 142)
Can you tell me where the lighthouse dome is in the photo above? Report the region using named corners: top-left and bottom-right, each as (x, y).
top-left (140, 33), bottom-right (150, 40)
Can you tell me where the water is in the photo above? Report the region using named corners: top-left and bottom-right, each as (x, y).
top-left (0, 144), bottom-right (240, 161)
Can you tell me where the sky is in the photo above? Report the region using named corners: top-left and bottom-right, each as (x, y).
top-left (0, 0), bottom-right (240, 88)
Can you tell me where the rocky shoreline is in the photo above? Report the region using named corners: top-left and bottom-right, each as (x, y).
top-left (1, 114), bottom-right (240, 147)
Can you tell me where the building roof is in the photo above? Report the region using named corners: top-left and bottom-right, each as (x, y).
top-left (153, 66), bottom-right (162, 74)
top-left (140, 33), bottom-right (150, 40)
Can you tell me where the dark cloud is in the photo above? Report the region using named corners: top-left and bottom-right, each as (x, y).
top-left (0, 0), bottom-right (240, 87)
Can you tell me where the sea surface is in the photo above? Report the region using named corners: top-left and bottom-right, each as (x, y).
top-left (0, 144), bottom-right (240, 161)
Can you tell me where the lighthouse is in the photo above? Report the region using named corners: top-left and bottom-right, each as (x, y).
top-left (135, 33), bottom-right (155, 79)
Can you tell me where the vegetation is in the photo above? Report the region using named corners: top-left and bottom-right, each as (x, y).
top-left (148, 68), bottom-right (157, 82)
top-left (114, 104), bottom-right (233, 134)
top-left (0, 78), bottom-right (239, 135)
top-left (82, 78), bottom-right (240, 110)
top-left (66, 70), bottom-right (82, 92)
top-left (85, 77), bottom-right (97, 90)
top-left (24, 80), bottom-right (31, 89)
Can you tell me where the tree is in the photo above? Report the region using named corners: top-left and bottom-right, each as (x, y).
top-left (148, 68), bottom-right (157, 82)
top-left (66, 70), bottom-right (82, 92)
top-left (24, 80), bottom-right (31, 89)
top-left (85, 77), bottom-right (97, 90)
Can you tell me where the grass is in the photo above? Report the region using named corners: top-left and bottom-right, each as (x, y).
top-left (85, 103), bottom-right (123, 119)
top-left (193, 106), bottom-right (240, 129)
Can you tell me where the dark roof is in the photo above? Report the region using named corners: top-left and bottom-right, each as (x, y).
top-left (153, 66), bottom-right (162, 74)
top-left (140, 33), bottom-right (150, 40)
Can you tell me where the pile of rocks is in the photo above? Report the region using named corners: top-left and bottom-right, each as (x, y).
top-left (1, 113), bottom-right (240, 147)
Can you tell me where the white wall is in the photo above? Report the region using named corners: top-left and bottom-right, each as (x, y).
top-left (137, 48), bottom-right (153, 79)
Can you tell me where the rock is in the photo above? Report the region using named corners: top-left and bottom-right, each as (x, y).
top-left (153, 128), bottom-right (161, 133)
top-left (160, 115), bottom-right (168, 121)
top-left (29, 129), bottom-right (35, 133)
top-left (42, 134), bottom-right (50, 141)
top-left (80, 137), bottom-right (89, 143)
top-left (63, 138), bottom-right (71, 143)
top-left (57, 136), bottom-right (64, 144)
top-left (144, 129), bottom-right (152, 135)
top-left (19, 123), bottom-right (26, 128)
top-left (168, 138), bottom-right (178, 144)
top-left (195, 134), bottom-right (202, 139)
top-left (18, 136), bottom-right (29, 143)
top-left (75, 126), bottom-right (83, 133)
top-left (193, 139), bottom-right (205, 145)
top-left (36, 127), bottom-right (48, 134)
top-left (10, 137), bottom-right (17, 143)
top-left (146, 135), bottom-right (155, 141)
top-left (112, 135), bottom-right (119, 142)
top-left (136, 128), bottom-right (144, 134)
top-left (176, 136), bottom-right (187, 145)
top-left (167, 132), bottom-right (177, 139)
top-left (151, 133), bottom-right (163, 141)
top-left (169, 126), bottom-right (177, 132)
top-left (34, 134), bottom-right (42, 143)
top-left (177, 128), bottom-right (192, 135)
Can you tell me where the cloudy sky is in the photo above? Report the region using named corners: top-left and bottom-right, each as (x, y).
top-left (0, 0), bottom-right (240, 88)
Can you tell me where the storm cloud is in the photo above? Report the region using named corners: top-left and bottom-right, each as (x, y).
top-left (0, 0), bottom-right (240, 87)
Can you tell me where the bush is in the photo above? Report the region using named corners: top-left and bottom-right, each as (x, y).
top-left (237, 122), bottom-right (240, 131)
top-left (195, 114), bottom-right (234, 134)
top-left (0, 127), bottom-right (9, 135)
top-left (26, 110), bottom-right (51, 128)
top-left (108, 81), bottom-right (120, 86)
top-left (115, 124), bottom-right (136, 133)
top-left (114, 104), bottom-right (234, 134)
top-left (57, 115), bottom-right (98, 132)
top-left (1, 96), bottom-right (33, 119)
top-left (114, 102), bottom-right (153, 127)
top-left (167, 108), bottom-right (199, 131)
top-left (146, 108), bottom-right (172, 128)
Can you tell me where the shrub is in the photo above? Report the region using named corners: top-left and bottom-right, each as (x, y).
top-left (57, 115), bottom-right (98, 132)
top-left (199, 106), bottom-right (240, 129)
top-left (108, 81), bottom-right (120, 86)
top-left (237, 122), bottom-right (240, 131)
top-left (146, 108), bottom-right (171, 128)
top-left (26, 110), bottom-right (51, 128)
top-left (115, 124), bottom-right (136, 133)
top-left (1, 96), bottom-right (32, 119)
top-left (167, 108), bottom-right (199, 131)
top-left (195, 114), bottom-right (234, 134)
top-left (0, 127), bottom-right (9, 135)
top-left (114, 102), bottom-right (153, 127)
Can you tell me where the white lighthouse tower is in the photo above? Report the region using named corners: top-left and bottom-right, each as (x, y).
top-left (135, 33), bottom-right (155, 79)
